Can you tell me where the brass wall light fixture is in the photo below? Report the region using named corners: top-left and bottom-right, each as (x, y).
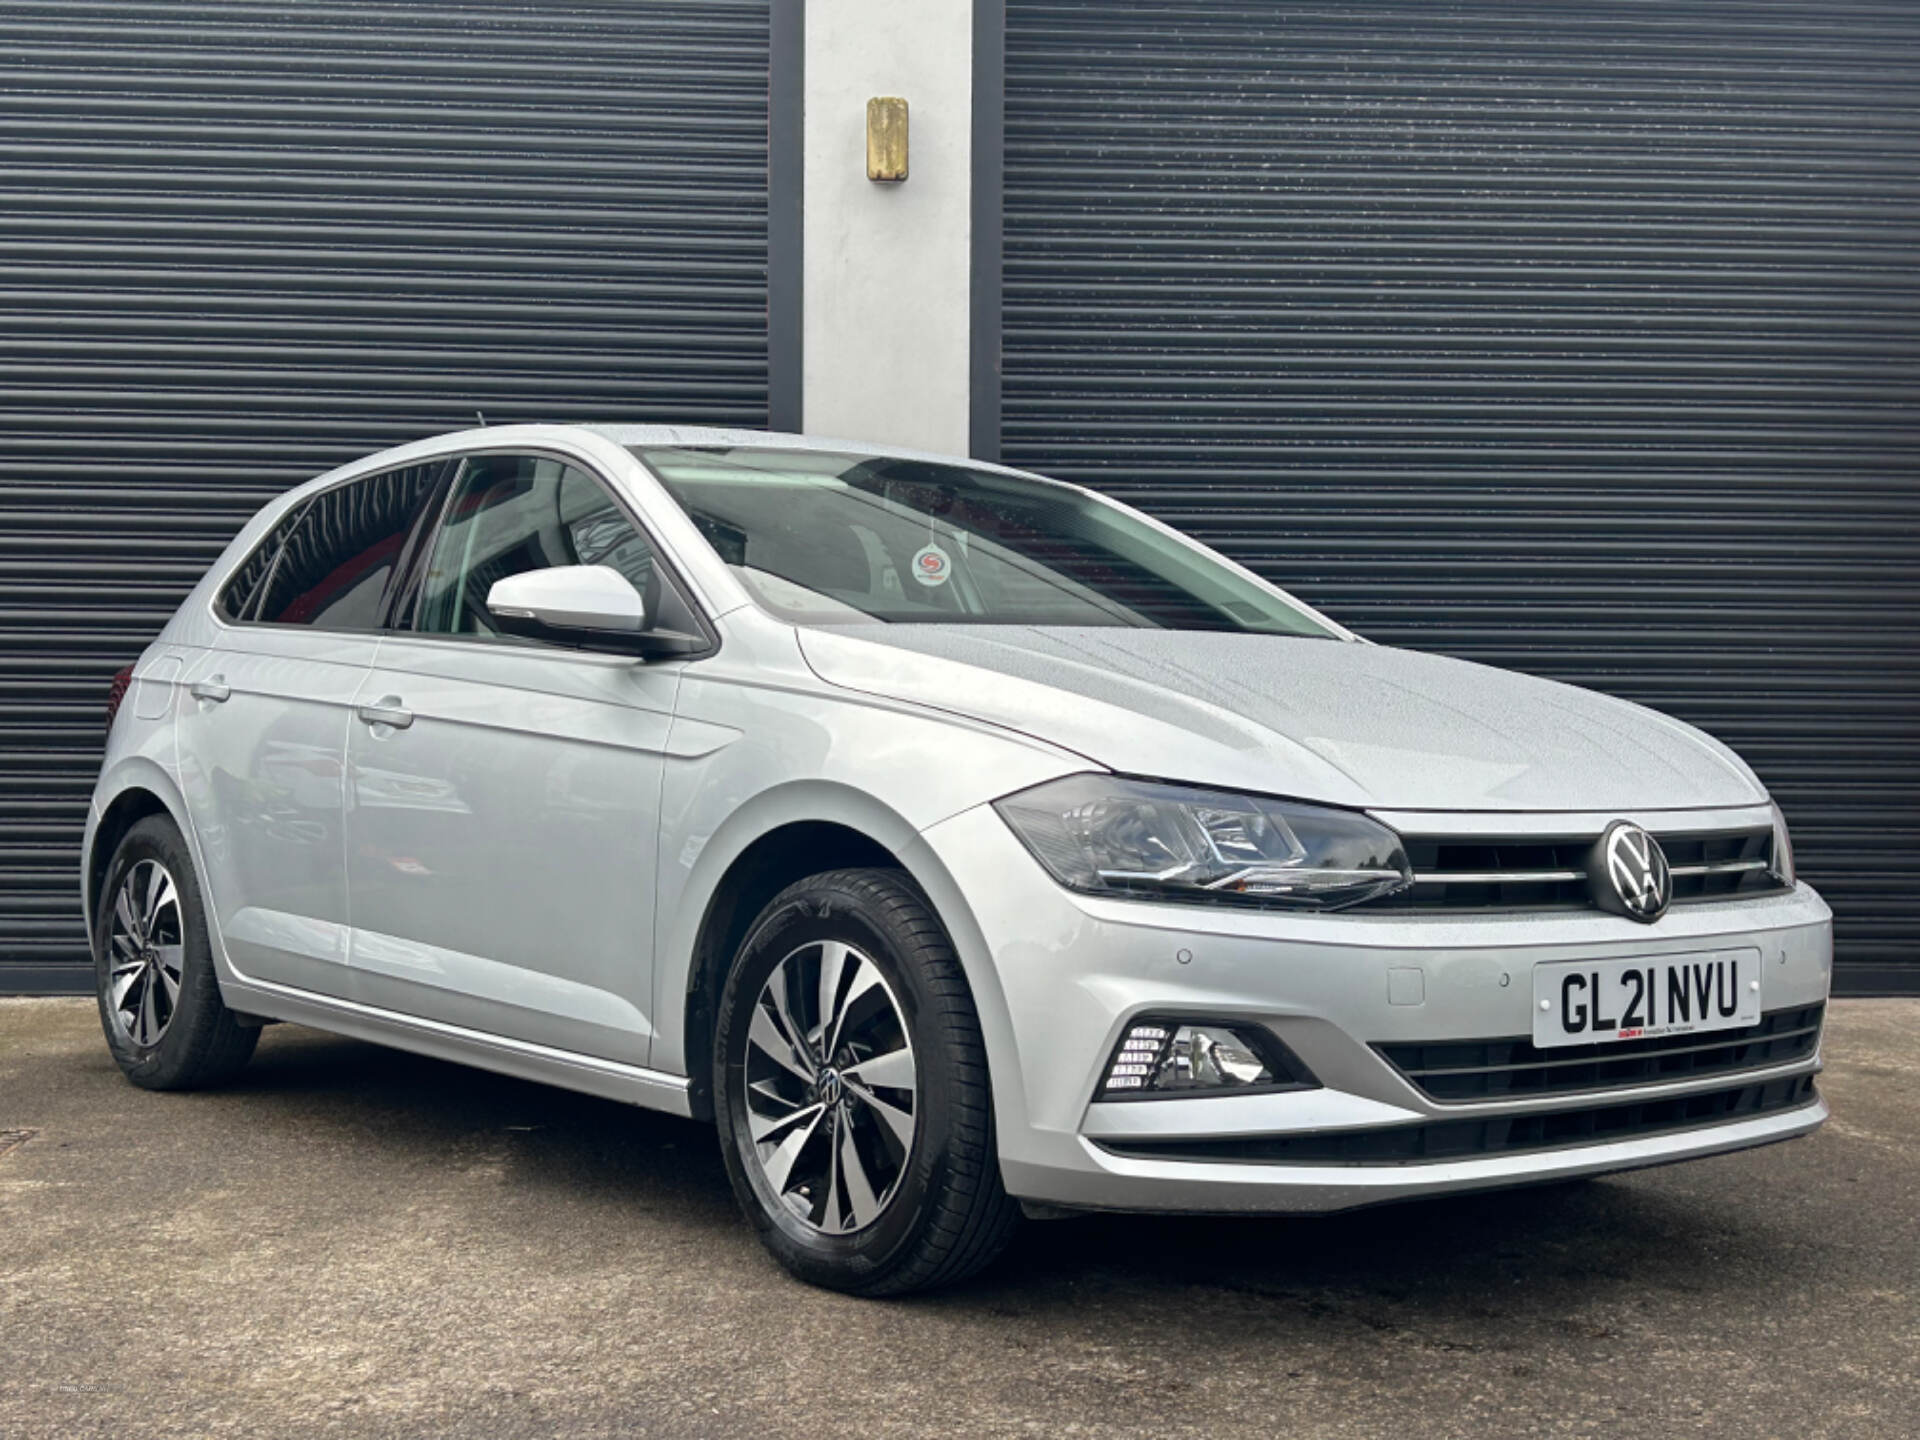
top-left (866, 96), bottom-right (908, 182)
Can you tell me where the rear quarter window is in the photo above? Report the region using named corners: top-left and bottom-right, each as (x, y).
top-left (215, 503), bottom-right (308, 622)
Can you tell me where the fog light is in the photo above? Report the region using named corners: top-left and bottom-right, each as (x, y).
top-left (1098, 1019), bottom-right (1316, 1099)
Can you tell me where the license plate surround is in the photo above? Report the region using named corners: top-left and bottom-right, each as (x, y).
top-left (1532, 949), bottom-right (1761, 1049)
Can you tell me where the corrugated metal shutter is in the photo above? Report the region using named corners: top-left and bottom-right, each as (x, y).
top-left (0, 0), bottom-right (770, 990)
top-left (1002, 0), bottom-right (1920, 994)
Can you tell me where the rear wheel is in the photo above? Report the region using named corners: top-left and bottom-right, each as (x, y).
top-left (713, 868), bottom-right (1019, 1295)
top-left (94, 814), bottom-right (258, 1090)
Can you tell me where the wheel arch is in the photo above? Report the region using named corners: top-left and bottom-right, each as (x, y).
top-left (85, 761), bottom-right (196, 943)
top-left (664, 781), bottom-right (1010, 1127)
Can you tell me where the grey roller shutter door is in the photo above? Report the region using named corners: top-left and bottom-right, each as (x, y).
top-left (0, 0), bottom-right (770, 990)
top-left (1002, 0), bottom-right (1920, 994)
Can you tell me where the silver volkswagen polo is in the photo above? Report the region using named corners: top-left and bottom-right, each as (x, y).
top-left (84, 423), bottom-right (1830, 1294)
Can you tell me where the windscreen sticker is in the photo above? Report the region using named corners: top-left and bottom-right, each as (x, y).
top-left (911, 543), bottom-right (952, 587)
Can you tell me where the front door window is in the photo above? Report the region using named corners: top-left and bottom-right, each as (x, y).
top-left (413, 454), bottom-right (660, 638)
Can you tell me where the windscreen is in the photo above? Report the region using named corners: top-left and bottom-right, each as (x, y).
top-left (631, 446), bottom-right (1338, 636)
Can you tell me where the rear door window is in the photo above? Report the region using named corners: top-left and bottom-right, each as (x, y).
top-left (251, 460), bottom-right (448, 629)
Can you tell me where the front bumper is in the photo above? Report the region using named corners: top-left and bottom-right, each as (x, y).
top-left (914, 803), bottom-right (1833, 1215)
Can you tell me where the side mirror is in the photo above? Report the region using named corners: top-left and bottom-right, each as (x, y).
top-left (486, 565), bottom-right (702, 658)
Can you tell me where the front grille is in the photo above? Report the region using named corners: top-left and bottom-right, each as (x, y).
top-left (1097, 1075), bottom-right (1818, 1166)
top-left (1376, 1004), bottom-right (1824, 1103)
top-left (1375, 826), bottom-right (1786, 913)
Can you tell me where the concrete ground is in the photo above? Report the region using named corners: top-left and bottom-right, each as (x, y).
top-left (1, 997), bottom-right (1914, 1440)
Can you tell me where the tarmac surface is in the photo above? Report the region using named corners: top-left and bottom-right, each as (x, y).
top-left (2, 995), bottom-right (1915, 1439)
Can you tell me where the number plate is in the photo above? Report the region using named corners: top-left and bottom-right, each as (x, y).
top-left (1532, 950), bottom-right (1761, 1048)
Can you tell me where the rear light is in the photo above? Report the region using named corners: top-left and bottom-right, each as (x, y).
top-left (105, 663), bottom-right (134, 733)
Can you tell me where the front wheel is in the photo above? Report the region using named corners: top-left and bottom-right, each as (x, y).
top-left (713, 868), bottom-right (1019, 1295)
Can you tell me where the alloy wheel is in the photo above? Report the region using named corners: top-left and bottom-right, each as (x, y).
top-left (106, 859), bottom-right (184, 1048)
top-left (742, 939), bottom-right (918, 1234)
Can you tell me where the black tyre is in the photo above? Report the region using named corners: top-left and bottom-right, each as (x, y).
top-left (713, 867), bottom-right (1019, 1295)
top-left (93, 813), bottom-right (258, 1090)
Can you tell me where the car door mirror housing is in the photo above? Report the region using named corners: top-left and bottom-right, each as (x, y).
top-left (486, 565), bottom-right (702, 658)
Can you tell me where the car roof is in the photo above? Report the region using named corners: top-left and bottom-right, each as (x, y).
top-left (293, 422), bottom-right (1041, 502)
top-left (584, 423), bottom-right (1037, 477)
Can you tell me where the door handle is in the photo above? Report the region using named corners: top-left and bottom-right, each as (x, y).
top-left (189, 677), bottom-right (230, 703)
top-left (356, 696), bottom-right (414, 730)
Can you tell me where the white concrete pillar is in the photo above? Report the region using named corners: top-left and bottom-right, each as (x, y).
top-left (802, 0), bottom-right (975, 456)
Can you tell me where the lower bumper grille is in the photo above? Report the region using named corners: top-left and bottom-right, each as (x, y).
top-left (1097, 1075), bottom-right (1818, 1167)
top-left (1376, 1004), bottom-right (1824, 1104)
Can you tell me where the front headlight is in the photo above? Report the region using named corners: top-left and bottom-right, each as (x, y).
top-left (1770, 800), bottom-right (1796, 887)
top-left (993, 774), bottom-right (1413, 911)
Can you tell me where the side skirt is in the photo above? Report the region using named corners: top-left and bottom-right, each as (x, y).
top-left (218, 976), bottom-right (696, 1119)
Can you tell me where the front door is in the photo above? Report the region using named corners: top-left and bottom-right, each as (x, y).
top-left (342, 453), bottom-right (683, 1064)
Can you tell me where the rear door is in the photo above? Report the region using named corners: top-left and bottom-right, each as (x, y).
top-left (341, 452), bottom-right (689, 1064)
top-left (176, 460), bottom-right (447, 997)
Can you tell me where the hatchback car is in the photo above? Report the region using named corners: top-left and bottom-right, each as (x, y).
top-left (86, 423), bottom-right (1831, 1294)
